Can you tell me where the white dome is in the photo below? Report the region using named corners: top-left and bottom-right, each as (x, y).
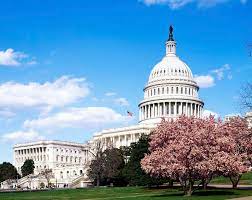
top-left (148, 55), bottom-right (193, 84)
top-left (138, 26), bottom-right (204, 125)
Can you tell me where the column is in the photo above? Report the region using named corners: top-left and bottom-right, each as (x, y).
top-left (151, 104), bottom-right (155, 117)
top-left (163, 102), bottom-right (165, 116)
top-left (185, 103), bottom-right (188, 116)
top-left (144, 105), bottom-right (147, 119)
top-left (124, 135), bottom-right (127, 146)
top-left (174, 102), bottom-right (177, 116)
top-left (190, 103), bottom-right (193, 116)
top-left (145, 106), bottom-right (147, 119)
top-left (169, 102), bottom-right (171, 117)
top-left (148, 104), bottom-right (151, 119)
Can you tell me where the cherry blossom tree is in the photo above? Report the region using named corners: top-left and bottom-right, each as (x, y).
top-left (141, 116), bottom-right (250, 196)
top-left (217, 117), bottom-right (252, 188)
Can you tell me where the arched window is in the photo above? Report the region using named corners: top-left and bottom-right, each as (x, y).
top-left (60, 171), bottom-right (63, 179)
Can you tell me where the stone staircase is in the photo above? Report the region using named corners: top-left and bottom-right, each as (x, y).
top-left (69, 175), bottom-right (91, 188)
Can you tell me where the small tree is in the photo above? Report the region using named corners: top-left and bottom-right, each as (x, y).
top-left (218, 117), bottom-right (252, 188)
top-left (87, 146), bottom-right (125, 186)
top-left (123, 135), bottom-right (166, 186)
top-left (103, 148), bottom-right (126, 186)
top-left (0, 162), bottom-right (20, 182)
top-left (21, 159), bottom-right (35, 177)
top-left (87, 140), bottom-right (105, 186)
top-left (40, 169), bottom-right (53, 188)
top-left (240, 82), bottom-right (252, 110)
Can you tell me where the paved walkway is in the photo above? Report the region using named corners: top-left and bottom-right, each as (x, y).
top-left (208, 184), bottom-right (252, 189)
top-left (228, 197), bottom-right (252, 200)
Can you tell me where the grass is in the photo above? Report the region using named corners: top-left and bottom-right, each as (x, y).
top-left (211, 172), bottom-right (252, 185)
top-left (1, 187), bottom-right (252, 200)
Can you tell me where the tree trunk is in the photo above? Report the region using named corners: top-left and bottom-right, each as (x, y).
top-left (96, 175), bottom-right (100, 186)
top-left (230, 175), bottom-right (241, 189)
top-left (202, 179), bottom-right (208, 190)
top-left (169, 180), bottom-right (173, 187)
top-left (185, 181), bottom-right (194, 196)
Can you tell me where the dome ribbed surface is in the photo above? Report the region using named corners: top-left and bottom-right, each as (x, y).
top-left (148, 55), bottom-right (193, 84)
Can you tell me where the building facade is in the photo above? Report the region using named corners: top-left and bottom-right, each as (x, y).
top-left (10, 26), bottom-right (205, 188)
top-left (13, 140), bottom-right (90, 188)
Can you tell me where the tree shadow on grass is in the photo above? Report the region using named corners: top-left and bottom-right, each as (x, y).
top-left (150, 190), bottom-right (235, 199)
top-left (193, 190), bottom-right (235, 196)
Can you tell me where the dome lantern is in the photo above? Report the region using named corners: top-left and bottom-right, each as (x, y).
top-left (166, 25), bottom-right (176, 56)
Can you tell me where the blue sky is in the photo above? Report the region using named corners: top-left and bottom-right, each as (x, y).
top-left (0, 0), bottom-right (251, 163)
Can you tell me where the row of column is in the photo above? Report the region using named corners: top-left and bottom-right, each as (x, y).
top-left (102, 133), bottom-right (140, 148)
top-left (139, 102), bottom-right (202, 121)
top-left (16, 147), bottom-right (46, 155)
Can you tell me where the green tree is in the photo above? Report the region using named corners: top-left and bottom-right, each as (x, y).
top-left (21, 159), bottom-right (35, 177)
top-left (123, 134), bottom-right (167, 186)
top-left (87, 145), bottom-right (126, 186)
top-left (0, 162), bottom-right (20, 182)
top-left (103, 148), bottom-right (126, 186)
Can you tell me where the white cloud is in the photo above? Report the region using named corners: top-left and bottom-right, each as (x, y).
top-left (105, 92), bottom-right (117, 97)
top-left (23, 107), bottom-right (132, 131)
top-left (0, 110), bottom-right (16, 118)
top-left (0, 76), bottom-right (90, 112)
top-left (114, 97), bottom-right (130, 106)
top-left (202, 109), bottom-right (219, 118)
top-left (27, 60), bottom-right (38, 65)
top-left (227, 74), bottom-right (233, 80)
top-left (0, 48), bottom-right (37, 66)
top-left (140, 0), bottom-right (239, 9)
top-left (194, 75), bottom-right (215, 88)
top-left (211, 64), bottom-right (231, 80)
top-left (1, 130), bottom-right (44, 143)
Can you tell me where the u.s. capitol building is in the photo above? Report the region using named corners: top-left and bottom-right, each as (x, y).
top-left (10, 26), bottom-right (205, 189)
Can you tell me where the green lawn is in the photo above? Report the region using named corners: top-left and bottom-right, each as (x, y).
top-left (211, 172), bottom-right (252, 185)
top-left (1, 187), bottom-right (252, 200)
